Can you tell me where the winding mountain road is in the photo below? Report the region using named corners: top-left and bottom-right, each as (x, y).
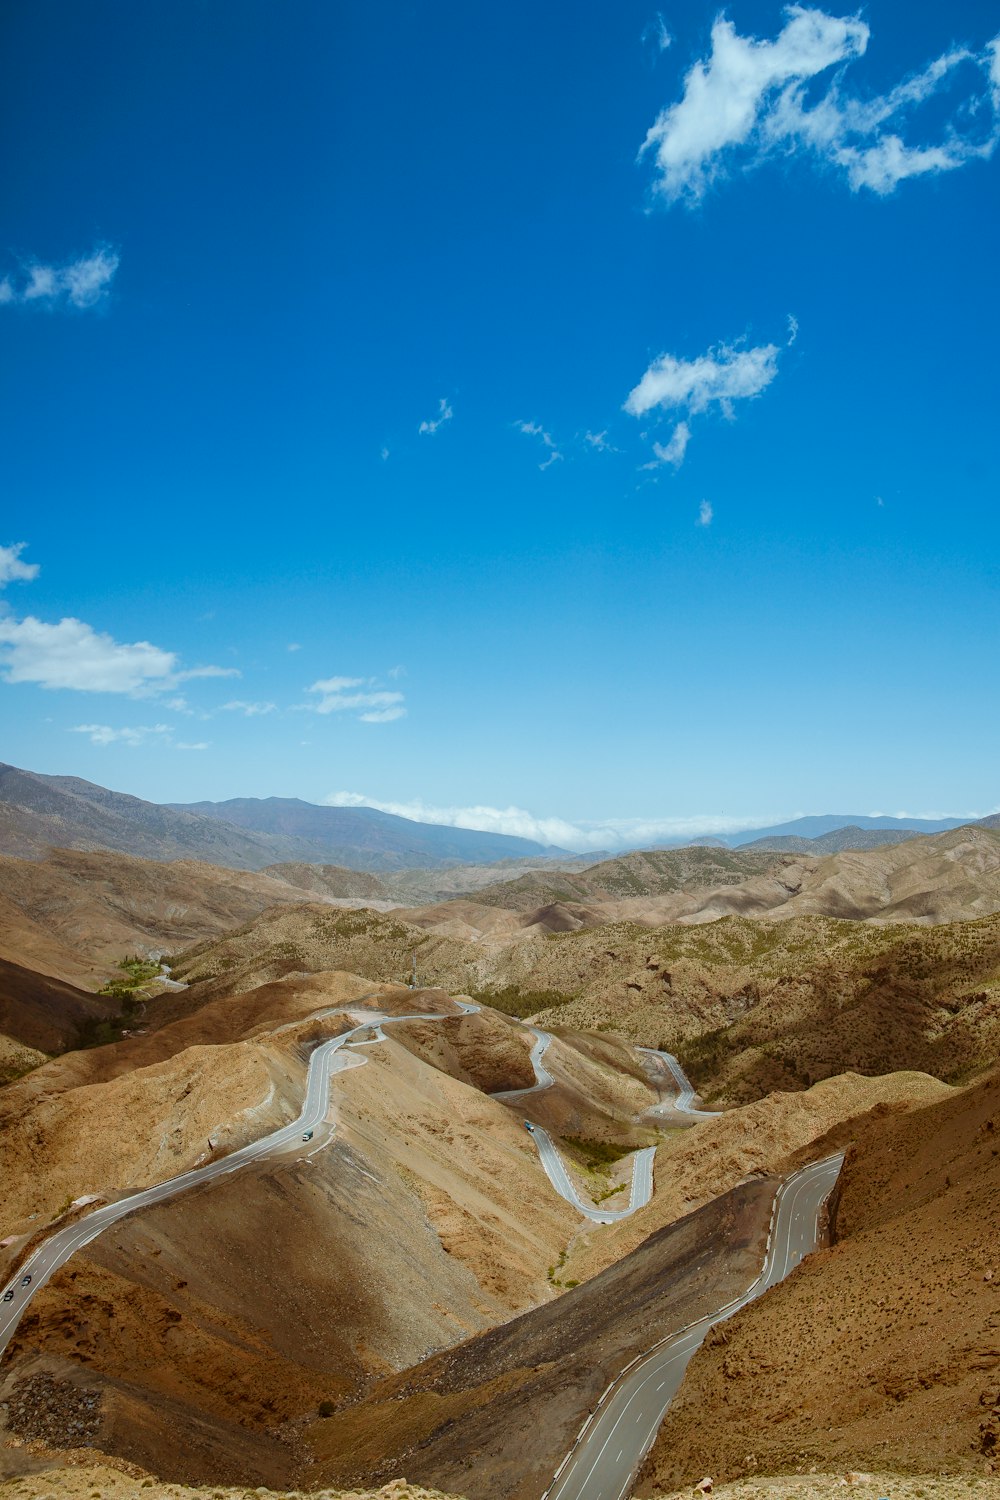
top-left (0, 1000), bottom-right (475, 1359)
top-left (0, 997), bottom-right (661, 1357)
top-left (640, 1047), bottom-right (720, 1119)
top-left (492, 1026), bottom-right (556, 1097)
top-left (543, 1151), bottom-right (844, 1500)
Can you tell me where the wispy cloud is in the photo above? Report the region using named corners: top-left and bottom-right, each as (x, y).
top-left (72, 723), bottom-right (171, 747)
top-left (418, 397), bottom-right (453, 435)
top-left (0, 543), bottom-right (40, 587)
top-left (626, 341), bottom-right (781, 419)
top-left (642, 12), bottom-right (672, 55)
top-left (641, 420), bottom-right (691, 470)
top-left (0, 246), bottom-right (120, 311)
top-left (177, 741), bottom-right (210, 751)
top-left (640, 8), bottom-right (1000, 204)
top-left (221, 699), bottom-right (277, 717)
top-left (305, 675), bottom-right (406, 723)
top-left (516, 420), bottom-right (563, 471)
top-left (584, 429), bottom-right (618, 453)
top-left (697, 499), bottom-right (714, 526)
top-left (626, 332), bottom-right (786, 468)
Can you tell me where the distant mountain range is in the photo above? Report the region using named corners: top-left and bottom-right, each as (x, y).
top-left (721, 813), bottom-right (968, 847)
top-left (0, 761), bottom-right (992, 872)
top-left (0, 763), bottom-right (570, 871)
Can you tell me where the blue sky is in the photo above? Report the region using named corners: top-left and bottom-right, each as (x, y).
top-left (1, 0), bottom-right (998, 850)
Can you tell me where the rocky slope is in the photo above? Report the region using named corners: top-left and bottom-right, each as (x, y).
top-left (637, 1066), bottom-right (1000, 1491)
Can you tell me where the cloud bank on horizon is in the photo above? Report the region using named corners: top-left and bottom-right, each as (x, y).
top-left (323, 789), bottom-right (799, 851)
top-left (640, 6), bottom-right (1000, 204)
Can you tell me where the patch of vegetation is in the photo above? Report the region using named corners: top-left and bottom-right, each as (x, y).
top-left (97, 954), bottom-right (161, 1002)
top-left (472, 985), bottom-right (574, 1019)
top-left (672, 1024), bottom-right (741, 1088)
top-left (561, 1135), bottom-right (632, 1171)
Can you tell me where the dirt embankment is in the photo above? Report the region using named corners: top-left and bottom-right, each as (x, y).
top-left (306, 1181), bottom-right (775, 1500)
top-left (0, 1467), bottom-right (466, 1500)
top-left (0, 849), bottom-right (330, 988)
top-left (637, 1068), bottom-right (1000, 1492)
top-left (1, 1016), bottom-right (582, 1485)
top-left (563, 1069), bottom-right (950, 1285)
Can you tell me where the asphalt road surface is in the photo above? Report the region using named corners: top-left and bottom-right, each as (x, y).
top-left (639, 1048), bottom-right (720, 1118)
top-left (531, 1130), bottom-right (657, 1225)
top-left (492, 1026), bottom-right (555, 1097)
top-left (544, 1152), bottom-right (844, 1500)
top-left (0, 1000), bottom-right (476, 1360)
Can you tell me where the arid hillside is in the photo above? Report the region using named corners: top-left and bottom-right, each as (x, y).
top-left (169, 903), bottom-right (1000, 1100)
top-left (0, 957), bottom-right (119, 1054)
top-left (403, 825), bottom-right (1000, 938)
top-left (0, 849), bottom-right (334, 986)
top-left (0, 974), bottom-right (674, 1485)
top-left (637, 1064), bottom-right (1000, 1491)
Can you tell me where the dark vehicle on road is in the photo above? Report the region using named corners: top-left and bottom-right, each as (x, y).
top-left (20, 1275), bottom-right (31, 1286)
top-left (524, 1121), bottom-right (534, 1132)
top-left (303, 1129), bottom-right (314, 1141)
top-left (2, 1289), bottom-right (13, 1302)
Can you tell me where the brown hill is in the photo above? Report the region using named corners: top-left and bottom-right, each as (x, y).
top-left (0, 849), bottom-right (333, 986)
top-left (463, 846), bottom-right (793, 912)
top-left (637, 1064), bottom-right (1000, 1490)
top-left (2, 985), bottom-right (661, 1484)
top-left (0, 956), bottom-right (119, 1053)
top-left (673, 912), bottom-right (1000, 1103)
top-left (260, 863), bottom-right (392, 901)
top-left (171, 904), bottom-right (1000, 1099)
top-left (407, 826), bottom-right (1000, 935)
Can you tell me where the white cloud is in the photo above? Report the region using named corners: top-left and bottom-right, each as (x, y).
top-left (626, 341), bottom-right (780, 419)
top-left (643, 12), bottom-right (672, 54)
top-left (516, 420), bottom-right (563, 470)
top-left (0, 616), bottom-right (179, 694)
top-left (641, 420), bottom-right (691, 470)
top-left (0, 543), bottom-right (39, 586)
top-left (0, 551), bottom-right (237, 695)
top-left (698, 499), bottom-right (714, 526)
top-left (1, 246), bottom-right (120, 310)
top-left (321, 793), bottom-right (796, 852)
top-left (324, 792), bottom-right (586, 847)
top-left (287, 642), bottom-right (302, 652)
top-left (72, 723), bottom-right (171, 747)
top-left (418, 398), bottom-right (453, 435)
top-left (380, 446), bottom-right (390, 461)
top-left (177, 741), bottom-right (210, 751)
top-left (786, 313), bottom-right (799, 345)
top-left (221, 699), bottom-right (277, 717)
top-left (585, 429), bottom-right (617, 452)
top-left (305, 676), bottom-right (406, 722)
top-left (359, 705), bottom-right (407, 723)
top-left (641, 9), bottom-right (1000, 203)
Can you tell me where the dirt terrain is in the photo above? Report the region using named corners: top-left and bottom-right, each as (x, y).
top-left (167, 903), bottom-right (1000, 1106)
top-left (306, 1181), bottom-right (774, 1500)
top-left (0, 851), bottom-right (332, 987)
top-left (4, 987), bottom-right (664, 1483)
top-left (0, 958), bottom-right (120, 1053)
top-left (637, 1067), bottom-right (1000, 1492)
top-left (0, 1469), bottom-right (465, 1500)
top-left (396, 826), bottom-right (1000, 940)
